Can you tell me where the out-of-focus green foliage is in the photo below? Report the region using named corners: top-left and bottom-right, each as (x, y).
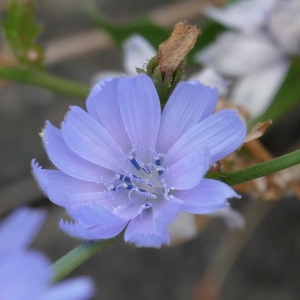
top-left (251, 57), bottom-right (300, 126)
top-left (0, 66), bottom-right (89, 98)
top-left (86, 4), bottom-right (170, 49)
top-left (86, 4), bottom-right (225, 65)
top-left (1, 0), bottom-right (44, 69)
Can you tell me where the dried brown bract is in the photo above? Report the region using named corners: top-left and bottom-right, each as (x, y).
top-left (244, 120), bottom-right (272, 143)
top-left (158, 20), bottom-right (200, 74)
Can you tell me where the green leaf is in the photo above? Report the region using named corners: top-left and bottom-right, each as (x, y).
top-left (2, 0), bottom-right (44, 69)
top-left (86, 4), bottom-right (170, 49)
top-left (250, 57), bottom-right (300, 127)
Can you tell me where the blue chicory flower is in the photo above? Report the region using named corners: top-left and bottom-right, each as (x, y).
top-left (32, 74), bottom-right (246, 248)
top-left (0, 207), bottom-right (94, 300)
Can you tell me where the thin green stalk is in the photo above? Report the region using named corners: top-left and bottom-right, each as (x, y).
top-left (222, 149), bottom-right (300, 186)
top-left (52, 237), bottom-right (116, 282)
top-left (0, 66), bottom-right (89, 98)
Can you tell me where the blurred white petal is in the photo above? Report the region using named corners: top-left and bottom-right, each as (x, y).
top-left (204, 0), bottom-right (277, 32)
top-left (231, 59), bottom-right (290, 119)
top-left (267, 1), bottom-right (300, 55)
top-left (123, 34), bottom-right (156, 74)
top-left (190, 67), bottom-right (230, 96)
top-left (168, 211), bottom-right (197, 241)
top-left (210, 207), bottom-right (245, 229)
top-left (196, 32), bottom-right (283, 77)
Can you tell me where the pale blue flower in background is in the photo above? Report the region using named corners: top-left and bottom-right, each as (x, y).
top-left (189, 67), bottom-right (230, 97)
top-left (32, 73), bottom-right (246, 248)
top-left (0, 207), bottom-right (94, 300)
top-left (196, 0), bottom-right (300, 119)
top-left (267, 0), bottom-right (300, 55)
top-left (204, 0), bottom-right (300, 55)
top-left (197, 32), bottom-right (284, 77)
top-left (196, 31), bottom-right (289, 118)
top-left (204, 0), bottom-right (277, 33)
top-left (91, 34), bottom-right (156, 84)
top-left (123, 34), bottom-right (156, 75)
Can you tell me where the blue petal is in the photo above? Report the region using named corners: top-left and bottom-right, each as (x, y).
top-left (86, 77), bottom-right (131, 152)
top-left (43, 121), bottom-right (112, 182)
top-left (118, 74), bottom-right (161, 150)
top-left (60, 204), bottom-right (127, 239)
top-left (162, 147), bottom-right (211, 190)
top-left (67, 202), bottom-right (127, 226)
top-left (124, 198), bottom-right (181, 248)
top-left (70, 191), bottom-right (142, 220)
top-left (0, 251), bottom-right (50, 299)
top-left (165, 109), bottom-right (246, 165)
top-left (152, 198), bottom-right (182, 233)
top-left (0, 208), bottom-right (46, 253)
top-left (175, 178), bottom-right (240, 214)
top-left (61, 106), bottom-right (124, 171)
top-left (157, 81), bottom-right (218, 153)
top-left (124, 208), bottom-right (170, 248)
top-left (32, 160), bottom-right (103, 206)
top-left (40, 278), bottom-right (94, 300)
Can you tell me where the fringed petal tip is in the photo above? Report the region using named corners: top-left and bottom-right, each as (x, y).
top-left (124, 233), bottom-right (170, 249)
top-left (31, 159), bottom-right (48, 195)
top-left (59, 212), bottom-right (127, 240)
top-left (59, 219), bottom-right (86, 240)
top-left (59, 219), bottom-right (100, 240)
top-left (124, 211), bottom-right (171, 248)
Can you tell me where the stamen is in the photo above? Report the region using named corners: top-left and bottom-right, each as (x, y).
top-left (149, 148), bottom-right (166, 175)
top-left (132, 174), bottom-right (155, 187)
top-left (148, 163), bottom-right (166, 176)
top-left (141, 202), bottom-right (152, 211)
top-left (161, 178), bottom-right (173, 200)
top-left (128, 154), bottom-right (141, 170)
top-left (109, 185), bottom-right (118, 192)
top-left (116, 174), bottom-right (132, 183)
top-left (125, 184), bottom-right (134, 190)
top-left (157, 167), bottom-right (163, 176)
top-left (101, 177), bottom-right (118, 193)
top-left (137, 188), bottom-right (157, 199)
top-left (128, 186), bottom-right (157, 200)
top-left (110, 148), bottom-right (170, 203)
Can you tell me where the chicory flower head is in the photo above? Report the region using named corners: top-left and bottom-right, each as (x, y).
top-left (0, 207), bottom-right (94, 300)
top-left (32, 74), bottom-right (246, 248)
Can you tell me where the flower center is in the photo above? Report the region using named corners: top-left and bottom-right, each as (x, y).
top-left (105, 149), bottom-right (170, 203)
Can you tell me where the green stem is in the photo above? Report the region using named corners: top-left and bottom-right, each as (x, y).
top-left (0, 66), bottom-right (89, 98)
top-left (222, 149), bottom-right (300, 186)
top-left (52, 237), bottom-right (116, 282)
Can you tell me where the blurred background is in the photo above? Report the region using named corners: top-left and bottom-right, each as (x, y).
top-left (1, 0), bottom-right (300, 299)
